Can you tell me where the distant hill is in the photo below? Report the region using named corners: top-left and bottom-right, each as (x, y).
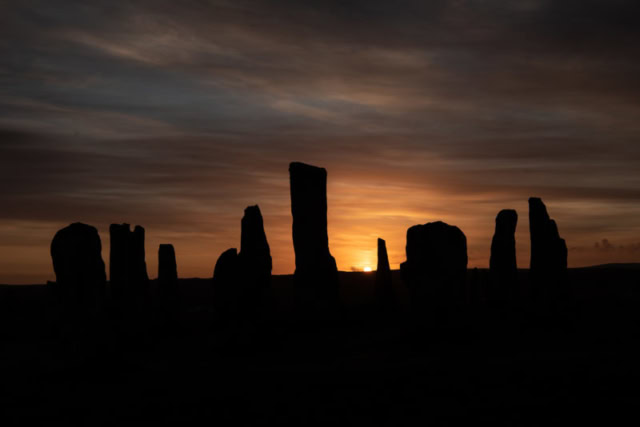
top-left (579, 263), bottom-right (640, 270)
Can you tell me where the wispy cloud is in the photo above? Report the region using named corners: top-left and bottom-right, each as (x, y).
top-left (1, 1), bottom-right (639, 282)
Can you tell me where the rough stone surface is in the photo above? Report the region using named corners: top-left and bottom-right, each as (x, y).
top-left (212, 248), bottom-right (239, 316)
top-left (239, 205), bottom-right (272, 288)
top-left (158, 243), bottom-right (178, 296)
top-left (400, 221), bottom-right (468, 306)
top-left (375, 238), bottom-right (393, 309)
top-left (50, 222), bottom-right (106, 305)
top-left (490, 209), bottom-right (518, 295)
top-left (109, 223), bottom-right (149, 301)
top-left (529, 198), bottom-right (568, 278)
top-left (289, 162), bottom-right (338, 310)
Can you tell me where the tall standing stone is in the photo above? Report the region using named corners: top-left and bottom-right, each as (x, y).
top-left (528, 198), bottom-right (567, 280)
top-left (289, 162), bottom-right (339, 312)
top-left (489, 209), bottom-right (518, 298)
top-left (109, 223), bottom-right (149, 302)
top-left (400, 221), bottom-right (468, 321)
top-left (50, 222), bottom-right (106, 307)
top-left (238, 205), bottom-right (272, 316)
top-left (375, 238), bottom-right (394, 310)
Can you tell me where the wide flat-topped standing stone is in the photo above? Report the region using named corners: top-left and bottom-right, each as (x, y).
top-left (400, 221), bottom-right (468, 305)
top-left (109, 223), bottom-right (149, 301)
top-left (50, 222), bottom-right (106, 305)
top-left (529, 198), bottom-right (567, 278)
top-left (490, 209), bottom-right (518, 295)
top-left (289, 162), bottom-right (338, 311)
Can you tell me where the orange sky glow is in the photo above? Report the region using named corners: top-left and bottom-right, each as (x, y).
top-left (1, 1), bottom-right (640, 283)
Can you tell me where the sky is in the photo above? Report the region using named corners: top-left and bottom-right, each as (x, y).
top-left (1, 0), bottom-right (640, 284)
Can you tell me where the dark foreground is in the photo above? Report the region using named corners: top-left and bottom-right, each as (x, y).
top-left (2, 266), bottom-right (640, 425)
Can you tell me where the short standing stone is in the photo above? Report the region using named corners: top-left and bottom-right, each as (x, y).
top-left (375, 238), bottom-right (393, 309)
top-left (400, 221), bottom-right (468, 308)
top-left (158, 243), bottom-right (178, 296)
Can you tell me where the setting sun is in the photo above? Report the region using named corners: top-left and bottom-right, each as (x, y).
top-left (363, 266), bottom-right (372, 272)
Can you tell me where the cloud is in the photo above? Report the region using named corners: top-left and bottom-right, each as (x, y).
top-left (593, 239), bottom-right (640, 254)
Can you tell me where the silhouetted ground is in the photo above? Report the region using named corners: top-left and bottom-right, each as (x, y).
top-left (2, 266), bottom-right (640, 424)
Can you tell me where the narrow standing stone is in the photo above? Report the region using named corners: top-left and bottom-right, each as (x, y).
top-left (375, 237), bottom-right (394, 311)
top-left (289, 162), bottom-right (339, 313)
top-left (158, 244), bottom-right (178, 295)
top-left (490, 209), bottom-right (518, 298)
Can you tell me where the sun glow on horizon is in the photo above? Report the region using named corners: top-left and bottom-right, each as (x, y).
top-left (363, 266), bottom-right (372, 272)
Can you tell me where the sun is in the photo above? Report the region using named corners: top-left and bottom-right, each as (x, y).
top-left (363, 266), bottom-right (372, 272)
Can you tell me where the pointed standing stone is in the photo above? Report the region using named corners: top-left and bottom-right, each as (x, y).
top-left (289, 162), bottom-right (338, 313)
top-left (528, 198), bottom-right (569, 320)
top-left (528, 198), bottom-right (567, 279)
top-left (239, 205), bottom-right (272, 288)
top-left (238, 205), bottom-right (272, 318)
top-left (375, 238), bottom-right (394, 310)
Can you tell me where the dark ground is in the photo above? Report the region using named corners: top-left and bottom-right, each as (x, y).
top-left (2, 266), bottom-right (640, 425)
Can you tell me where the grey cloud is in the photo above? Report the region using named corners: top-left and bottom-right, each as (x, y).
top-left (1, 1), bottom-right (640, 282)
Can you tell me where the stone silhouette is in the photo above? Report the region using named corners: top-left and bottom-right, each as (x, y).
top-left (400, 221), bottom-right (468, 320)
top-left (238, 205), bottom-right (272, 288)
top-left (158, 244), bottom-right (178, 298)
top-left (50, 222), bottom-right (106, 306)
top-left (375, 238), bottom-right (394, 310)
top-left (212, 248), bottom-right (239, 317)
top-left (528, 198), bottom-right (568, 279)
top-left (489, 209), bottom-right (518, 298)
top-left (238, 205), bottom-right (272, 317)
top-left (109, 223), bottom-right (149, 302)
top-left (289, 162), bottom-right (339, 312)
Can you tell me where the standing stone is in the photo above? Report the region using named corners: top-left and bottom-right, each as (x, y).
top-left (132, 225), bottom-right (149, 283)
top-left (239, 205), bottom-right (272, 287)
top-left (109, 223), bottom-right (149, 302)
top-left (238, 205), bottom-right (272, 317)
top-left (50, 222), bottom-right (106, 307)
top-left (375, 238), bottom-right (394, 311)
top-left (528, 198), bottom-right (568, 280)
top-left (212, 248), bottom-right (239, 318)
top-left (158, 244), bottom-right (178, 297)
top-left (489, 209), bottom-right (518, 298)
top-left (400, 221), bottom-right (468, 320)
top-left (289, 162), bottom-right (339, 312)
